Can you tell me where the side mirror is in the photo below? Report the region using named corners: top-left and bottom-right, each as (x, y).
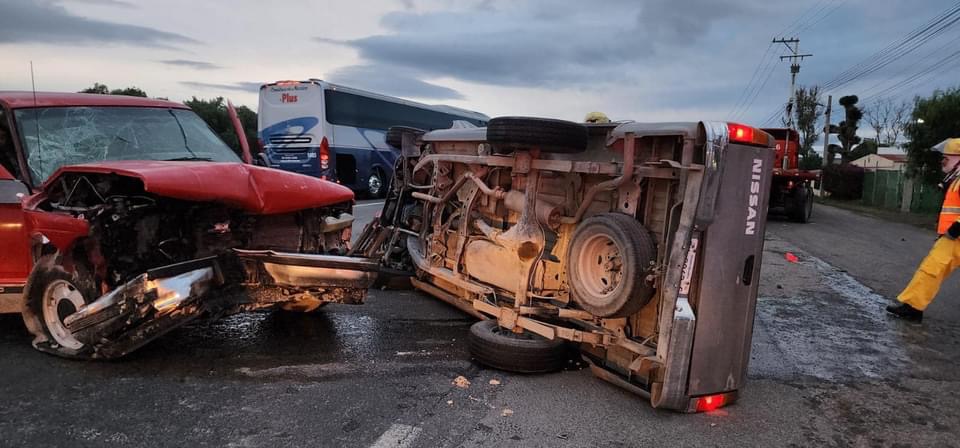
top-left (255, 152), bottom-right (269, 167)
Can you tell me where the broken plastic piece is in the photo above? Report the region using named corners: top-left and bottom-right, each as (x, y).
top-left (453, 375), bottom-right (471, 389)
top-left (785, 252), bottom-right (799, 263)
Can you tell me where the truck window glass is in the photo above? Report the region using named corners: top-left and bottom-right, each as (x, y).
top-left (14, 107), bottom-right (241, 184)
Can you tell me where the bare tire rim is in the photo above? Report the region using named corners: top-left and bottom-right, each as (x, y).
top-left (576, 234), bottom-right (623, 299)
top-left (369, 174), bottom-right (382, 195)
top-left (41, 279), bottom-right (86, 350)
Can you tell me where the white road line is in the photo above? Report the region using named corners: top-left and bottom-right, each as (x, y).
top-left (354, 201), bottom-right (386, 208)
top-left (369, 424), bottom-right (422, 448)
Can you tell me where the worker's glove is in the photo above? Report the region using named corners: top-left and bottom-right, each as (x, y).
top-left (947, 221), bottom-right (960, 240)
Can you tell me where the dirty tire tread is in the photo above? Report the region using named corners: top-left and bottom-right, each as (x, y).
top-left (487, 116), bottom-right (588, 154)
top-left (567, 213), bottom-right (657, 318)
top-left (467, 320), bottom-right (568, 374)
top-left (386, 126), bottom-right (425, 149)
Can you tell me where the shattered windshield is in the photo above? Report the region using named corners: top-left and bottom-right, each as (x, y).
top-left (14, 106), bottom-right (241, 184)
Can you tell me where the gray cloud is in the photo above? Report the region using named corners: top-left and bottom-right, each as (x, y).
top-left (160, 59), bottom-right (223, 70)
top-left (180, 81), bottom-right (262, 93)
top-left (0, 0), bottom-right (196, 48)
top-left (326, 64), bottom-right (464, 100)
top-left (59, 0), bottom-right (136, 8)
top-left (317, 0), bottom-right (750, 89)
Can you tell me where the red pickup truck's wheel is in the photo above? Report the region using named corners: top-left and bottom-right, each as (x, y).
top-left (22, 263), bottom-right (96, 359)
top-left (487, 117), bottom-right (588, 154)
top-left (467, 320), bottom-right (568, 373)
top-left (567, 213), bottom-right (657, 318)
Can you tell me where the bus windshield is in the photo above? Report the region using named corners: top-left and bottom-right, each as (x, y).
top-left (15, 106), bottom-right (241, 184)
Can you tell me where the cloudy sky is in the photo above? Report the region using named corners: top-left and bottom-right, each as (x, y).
top-left (1, 0), bottom-right (958, 130)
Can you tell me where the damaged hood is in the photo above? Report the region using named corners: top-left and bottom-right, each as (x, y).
top-left (42, 161), bottom-right (355, 214)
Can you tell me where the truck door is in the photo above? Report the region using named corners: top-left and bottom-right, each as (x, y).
top-left (0, 107), bottom-right (31, 312)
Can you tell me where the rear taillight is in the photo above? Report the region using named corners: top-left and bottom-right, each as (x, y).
top-left (692, 391), bottom-right (738, 412)
top-left (727, 122), bottom-right (772, 147)
top-left (695, 394), bottom-right (726, 412)
top-left (319, 137), bottom-right (330, 179)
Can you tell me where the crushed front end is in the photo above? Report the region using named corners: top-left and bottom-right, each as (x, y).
top-left (21, 168), bottom-right (377, 359)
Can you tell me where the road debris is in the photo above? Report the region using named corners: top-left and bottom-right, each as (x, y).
top-left (447, 400), bottom-right (454, 405)
top-left (785, 252), bottom-right (800, 263)
top-left (489, 379), bottom-right (501, 386)
top-left (453, 376), bottom-right (471, 389)
top-left (501, 409), bottom-right (514, 417)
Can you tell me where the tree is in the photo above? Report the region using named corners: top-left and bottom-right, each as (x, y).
top-left (182, 97), bottom-right (257, 157)
top-left (799, 149), bottom-right (823, 170)
top-left (79, 83), bottom-right (109, 94)
top-left (864, 99), bottom-right (892, 148)
top-left (905, 87), bottom-right (960, 185)
top-left (887, 100), bottom-right (911, 147)
top-left (77, 83), bottom-right (146, 97)
top-left (109, 86), bottom-right (147, 97)
top-left (793, 85), bottom-right (824, 162)
top-left (834, 95), bottom-right (863, 164)
top-left (847, 138), bottom-right (878, 163)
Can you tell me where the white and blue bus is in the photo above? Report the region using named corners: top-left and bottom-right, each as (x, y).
top-left (257, 80), bottom-right (489, 197)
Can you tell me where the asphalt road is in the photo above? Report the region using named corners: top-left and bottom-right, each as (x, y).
top-left (0, 200), bottom-right (957, 447)
top-left (766, 202), bottom-right (960, 321)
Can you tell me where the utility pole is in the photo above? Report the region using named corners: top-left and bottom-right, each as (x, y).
top-left (773, 38), bottom-right (813, 130)
top-left (819, 94), bottom-right (832, 196)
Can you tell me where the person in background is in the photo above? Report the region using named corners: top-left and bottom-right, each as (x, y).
top-left (584, 111), bottom-right (611, 124)
top-left (887, 138), bottom-right (960, 322)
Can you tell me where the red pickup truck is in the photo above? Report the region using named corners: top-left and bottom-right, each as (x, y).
top-left (0, 92), bottom-right (377, 359)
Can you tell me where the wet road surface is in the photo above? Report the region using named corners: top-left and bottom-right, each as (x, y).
top-left (0, 201), bottom-right (958, 447)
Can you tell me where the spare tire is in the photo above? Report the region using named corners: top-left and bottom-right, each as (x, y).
top-left (487, 116), bottom-right (588, 154)
top-left (566, 213), bottom-right (657, 318)
top-left (386, 126), bottom-right (425, 149)
top-left (467, 320), bottom-right (569, 374)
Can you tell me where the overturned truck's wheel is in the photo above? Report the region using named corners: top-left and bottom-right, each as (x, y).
top-left (467, 320), bottom-right (568, 374)
top-left (567, 213), bottom-right (657, 318)
top-left (22, 264), bottom-right (96, 359)
top-left (487, 116), bottom-right (588, 154)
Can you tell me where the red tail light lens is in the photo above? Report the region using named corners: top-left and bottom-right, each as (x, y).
top-left (320, 137), bottom-right (330, 167)
top-left (727, 123), bottom-right (772, 147)
top-left (695, 394), bottom-right (727, 412)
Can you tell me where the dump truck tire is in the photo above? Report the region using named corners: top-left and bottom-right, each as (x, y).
top-left (22, 261), bottom-right (96, 359)
top-left (487, 116), bottom-right (588, 154)
top-left (467, 320), bottom-right (568, 373)
top-left (386, 126), bottom-right (425, 149)
top-left (567, 213), bottom-right (657, 318)
top-left (791, 186), bottom-right (813, 223)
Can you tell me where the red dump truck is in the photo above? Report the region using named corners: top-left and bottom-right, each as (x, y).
top-left (762, 128), bottom-right (817, 222)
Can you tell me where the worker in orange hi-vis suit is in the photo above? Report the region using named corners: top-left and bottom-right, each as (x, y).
top-left (888, 138), bottom-right (960, 322)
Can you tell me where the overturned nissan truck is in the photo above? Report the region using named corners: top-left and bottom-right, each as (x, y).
top-left (0, 92), bottom-right (377, 359)
top-left (356, 117), bottom-right (775, 412)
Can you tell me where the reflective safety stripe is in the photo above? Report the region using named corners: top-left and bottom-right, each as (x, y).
top-left (941, 207), bottom-right (960, 213)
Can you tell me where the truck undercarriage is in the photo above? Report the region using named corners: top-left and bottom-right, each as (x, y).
top-left (353, 117), bottom-right (775, 411)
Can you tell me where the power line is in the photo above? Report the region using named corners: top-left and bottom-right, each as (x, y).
top-left (728, 0), bottom-right (841, 121)
top-left (821, 3), bottom-right (960, 92)
top-left (856, 32), bottom-right (960, 103)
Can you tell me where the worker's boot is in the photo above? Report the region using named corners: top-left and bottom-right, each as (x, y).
top-left (886, 302), bottom-right (923, 322)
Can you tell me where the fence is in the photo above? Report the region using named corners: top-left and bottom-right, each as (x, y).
top-left (860, 167), bottom-right (943, 213)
